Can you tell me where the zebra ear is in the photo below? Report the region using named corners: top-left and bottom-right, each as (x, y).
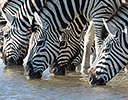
top-left (4, 12), bottom-right (15, 23)
top-left (34, 12), bottom-right (49, 30)
top-left (0, 11), bottom-right (7, 29)
top-left (102, 18), bottom-right (112, 35)
top-left (102, 18), bottom-right (118, 36)
top-left (34, 12), bottom-right (43, 27)
top-left (1, 11), bottom-right (15, 27)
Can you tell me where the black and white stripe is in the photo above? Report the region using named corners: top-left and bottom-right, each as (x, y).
top-left (24, 13), bottom-right (89, 78)
top-left (1, 0), bottom-right (126, 69)
top-left (0, 0), bottom-right (26, 52)
top-left (1, 0), bottom-right (47, 65)
top-left (24, 0), bottom-right (126, 78)
top-left (89, 3), bottom-right (128, 85)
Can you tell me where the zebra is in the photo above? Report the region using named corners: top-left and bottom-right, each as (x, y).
top-left (0, 0), bottom-right (26, 52)
top-left (88, 3), bottom-right (128, 85)
top-left (1, 0), bottom-right (91, 70)
top-left (24, 12), bottom-right (91, 78)
top-left (1, 0), bottom-right (49, 65)
top-left (50, 20), bottom-right (95, 74)
top-left (0, 0), bottom-right (26, 29)
top-left (24, 0), bottom-right (127, 78)
top-left (1, 0), bottom-right (126, 68)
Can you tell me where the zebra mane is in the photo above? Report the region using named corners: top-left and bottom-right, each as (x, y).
top-left (31, 0), bottom-right (48, 32)
top-left (100, 3), bottom-right (128, 40)
top-left (0, 0), bottom-right (27, 30)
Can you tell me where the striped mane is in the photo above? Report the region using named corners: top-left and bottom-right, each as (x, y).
top-left (31, 0), bottom-right (48, 32)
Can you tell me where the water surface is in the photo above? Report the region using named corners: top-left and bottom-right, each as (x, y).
top-left (0, 54), bottom-right (128, 100)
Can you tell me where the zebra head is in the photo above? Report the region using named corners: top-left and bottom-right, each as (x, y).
top-left (49, 26), bottom-right (82, 75)
top-left (89, 19), bottom-right (128, 85)
top-left (24, 12), bottom-right (60, 79)
top-left (2, 13), bottom-right (29, 66)
top-left (1, 13), bottom-right (29, 66)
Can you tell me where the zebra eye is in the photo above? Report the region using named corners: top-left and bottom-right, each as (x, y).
top-left (37, 41), bottom-right (43, 46)
top-left (102, 48), bottom-right (109, 53)
top-left (60, 41), bottom-right (66, 47)
top-left (4, 33), bottom-right (9, 39)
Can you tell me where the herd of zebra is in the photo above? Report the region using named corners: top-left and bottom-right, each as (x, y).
top-left (0, 0), bottom-right (127, 85)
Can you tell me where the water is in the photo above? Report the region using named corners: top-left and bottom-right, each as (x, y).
top-left (0, 54), bottom-right (128, 100)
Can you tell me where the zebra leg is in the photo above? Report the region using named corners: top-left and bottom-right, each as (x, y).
top-left (80, 21), bottom-right (95, 73)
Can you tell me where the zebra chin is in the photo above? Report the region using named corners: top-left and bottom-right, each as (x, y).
top-left (88, 71), bottom-right (106, 86)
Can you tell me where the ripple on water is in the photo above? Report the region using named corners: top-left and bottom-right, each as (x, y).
top-left (0, 53), bottom-right (128, 99)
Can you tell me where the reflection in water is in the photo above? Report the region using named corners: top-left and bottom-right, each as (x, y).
top-left (0, 53), bottom-right (128, 99)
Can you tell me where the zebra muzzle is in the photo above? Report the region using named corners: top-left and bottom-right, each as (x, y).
top-left (89, 72), bottom-right (106, 85)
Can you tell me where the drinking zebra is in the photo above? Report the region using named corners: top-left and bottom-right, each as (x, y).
top-left (89, 3), bottom-right (128, 85)
top-left (1, 0), bottom-right (90, 68)
top-left (0, 0), bottom-right (26, 52)
top-left (1, 0), bottom-right (94, 77)
top-left (24, 0), bottom-right (127, 78)
top-left (1, 0), bottom-right (48, 65)
top-left (1, 0), bottom-right (126, 70)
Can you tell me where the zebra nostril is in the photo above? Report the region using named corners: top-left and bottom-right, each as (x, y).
top-left (96, 77), bottom-right (106, 85)
top-left (89, 76), bottom-right (106, 86)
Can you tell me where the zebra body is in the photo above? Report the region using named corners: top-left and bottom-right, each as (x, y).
top-left (89, 3), bottom-right (128, 85)
top-left (24, 0), bottom-right (126, 78)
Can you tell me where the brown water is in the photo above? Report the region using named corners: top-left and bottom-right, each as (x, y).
top-left (0, 54), bottom-right (128, 100)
